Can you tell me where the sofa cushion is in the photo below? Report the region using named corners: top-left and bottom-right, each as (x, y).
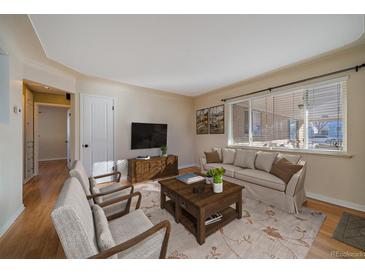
top-left (276, 153), bottom-right (301, 165)
top-left (92, 204), bottom-right (117, 258)
top-left (204, 151), bottom-right (221, 163)
top-left (212, 147), bottom-right (222, 162)
top-left (109, 209), bottom-right (164, 259)
top-left (255, 151), bottom-right (278, 172)
top-left (204, 163), bottom-right (243, 177)
top-left (270, 158), bottom-right (303, 184)
top-left (234, 149), bottom-right (256, 169)
top-left (222, 148), bottom-right (236, 164)
top-left (235, 169), bottom-right (286, 191)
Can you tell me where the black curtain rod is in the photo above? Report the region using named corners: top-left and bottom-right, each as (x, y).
top-left (221, 63), bottom-right (365, 102)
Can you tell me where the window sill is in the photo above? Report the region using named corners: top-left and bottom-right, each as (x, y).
top-left (228, 144), bottom-right (353, 158)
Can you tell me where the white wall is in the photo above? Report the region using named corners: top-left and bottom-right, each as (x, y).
top-left (0, 51), bottom-right (10, 124)
top-left (0, 48), bottom-right (25, 236)
top-left (38, 106), bottom-right (68, 161)
top-left (0, 15), bottom-right (78, 236)
top-left (76, 78), bottom-right (196, 168)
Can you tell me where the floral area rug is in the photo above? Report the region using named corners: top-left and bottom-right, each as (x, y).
top-left (133, 181), bottom-right (325, 259)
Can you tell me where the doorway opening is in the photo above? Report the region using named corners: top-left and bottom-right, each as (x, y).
top-left (22, 80), bottom-right (73, 183)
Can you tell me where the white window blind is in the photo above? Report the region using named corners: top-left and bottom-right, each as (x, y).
top-left (230, 78), bottom-right (346, 152)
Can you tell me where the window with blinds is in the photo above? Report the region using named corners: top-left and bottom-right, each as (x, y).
top-left (230, 78), bottom-right (346, 151)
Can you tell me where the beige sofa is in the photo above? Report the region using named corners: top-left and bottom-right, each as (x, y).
top-left (200, 148), bottom-right (307, 213)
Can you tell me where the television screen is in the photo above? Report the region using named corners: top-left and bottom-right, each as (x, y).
top-left (131, 122), bottom-right (167, 149)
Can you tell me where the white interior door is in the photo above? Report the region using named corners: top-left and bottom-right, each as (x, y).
top-left (80, 94), bottom-right (115, 181)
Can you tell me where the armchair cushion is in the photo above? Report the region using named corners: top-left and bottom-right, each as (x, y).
top-left (69, 160), bottom-right (92, 198)
top-left (109, 209), bottom-right (164, 259)
top-left (91, 185), bottom-right (131, 204)
top-left (91, 186), bottom-right (130, 218)
top-left (92, 205), bottom-right (117, 259)
top-left (90, 177), bottom-right (97, 188)
top-left (51, 177), bottom-right (98, 258)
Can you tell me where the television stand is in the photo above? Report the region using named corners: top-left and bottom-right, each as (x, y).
top-left (128, 155), bottom-right (178, 183)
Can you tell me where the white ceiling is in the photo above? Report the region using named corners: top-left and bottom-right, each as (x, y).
top-left (29, 15), bottom-right (364, 96)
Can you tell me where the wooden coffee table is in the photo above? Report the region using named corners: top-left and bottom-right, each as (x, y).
top-left (159, 176), bottom-right (243, 245)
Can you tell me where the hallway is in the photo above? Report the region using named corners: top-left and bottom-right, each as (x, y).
top-left (0, 160), bottom-right (67, 258)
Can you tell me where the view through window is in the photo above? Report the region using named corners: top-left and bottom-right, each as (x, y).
top-left (230, 78), bottom-right (346, 151)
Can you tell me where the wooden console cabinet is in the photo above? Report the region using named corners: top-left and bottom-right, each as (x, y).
top-left (128, 155), bottom-right (178, 183)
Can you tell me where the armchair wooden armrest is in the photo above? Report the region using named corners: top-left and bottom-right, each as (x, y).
top-left (102, 191), bottom-right (142, 220)
top-left (91, 171), bottom-right (122, 182)
top-left (98, 191), bottom-right (142, 209)
top-left (87, 184), bottom-right (134, 199)
top-left (89, 220), bottom-right (171, 259)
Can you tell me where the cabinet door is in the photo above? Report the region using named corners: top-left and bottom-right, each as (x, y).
top-left (150, 159), bottom-right (162, 178)
top-left (135, 161), bottom-right (150, 182)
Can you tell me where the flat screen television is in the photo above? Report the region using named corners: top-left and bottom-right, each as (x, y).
top-left (131, 122), bottom-right (167, 149)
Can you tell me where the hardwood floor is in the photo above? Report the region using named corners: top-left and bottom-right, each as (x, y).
top-left (0, 161), bottom-right (363, 259)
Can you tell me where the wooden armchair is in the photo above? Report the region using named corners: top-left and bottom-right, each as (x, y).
top-left (52, 177), bottom-right (171, 259)
top-left (69, 160), bottom-right (134, 217)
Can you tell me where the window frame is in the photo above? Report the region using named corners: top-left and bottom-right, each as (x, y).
top-left (227, 76), bottom-right (348, 155)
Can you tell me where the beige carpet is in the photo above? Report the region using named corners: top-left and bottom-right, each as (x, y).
top-left (134, 181), bottom-right (325, 259)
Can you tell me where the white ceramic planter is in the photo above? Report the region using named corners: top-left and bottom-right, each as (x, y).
top-left (213, 183), bottom-right (223, 193)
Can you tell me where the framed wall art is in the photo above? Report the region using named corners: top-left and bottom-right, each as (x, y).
top-left (196, 108), bottom-right (209, 134)
top-left (209, 105), bottom-right (224, 134)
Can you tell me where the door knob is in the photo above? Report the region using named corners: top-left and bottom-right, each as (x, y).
top-left (82, 144), bottom-right (89, 148)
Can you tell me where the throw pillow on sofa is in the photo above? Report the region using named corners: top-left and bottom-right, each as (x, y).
top-left (276, 153), bottom-right (301, 165)
top-left (212, 147), bottom-right (222, 162)
top-left (270, 158), bottom-right (303, 183)
top-left (204, 151), bottom-right (221, 163)
top-left (222, 148), bottom-right (236, 164)
top-left (234, 149), bottom-right (256, 169)
top-left (255, 151), bottom-right (278, 172)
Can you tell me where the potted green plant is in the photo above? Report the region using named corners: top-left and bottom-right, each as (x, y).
top-left (208, 167), bottom-right (225, 193)
top-left (160, 145), bottom-right (167, 157)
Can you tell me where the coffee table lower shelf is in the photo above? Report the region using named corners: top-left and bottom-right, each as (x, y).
top-left (164, 200), bottom-right (237, 243)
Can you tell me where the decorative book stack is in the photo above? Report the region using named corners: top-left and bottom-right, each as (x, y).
top-left (176, 173), bottom-right (205, 184)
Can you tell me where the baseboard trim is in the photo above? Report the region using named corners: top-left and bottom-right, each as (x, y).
top-left (39, 157), bottom-right (67, 162)
top-left (0, 205), bottom-right (25, 237)
top-left (306, 192), bottom-right (365, 212)
top-left (178, 163), bottom-right (198, 169)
